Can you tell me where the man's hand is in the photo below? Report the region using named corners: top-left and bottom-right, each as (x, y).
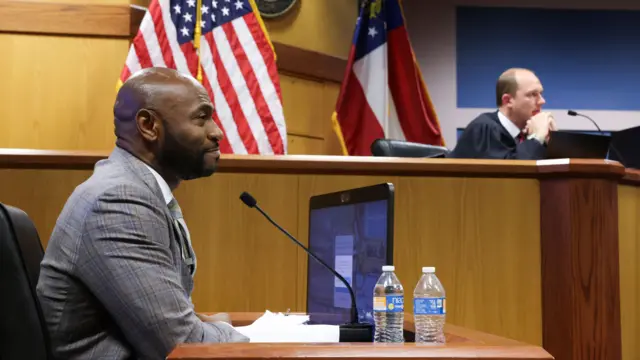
top-left (525, 112), bottom-right (555, 143)
top-left (197, 312), bottom-right (231, 324)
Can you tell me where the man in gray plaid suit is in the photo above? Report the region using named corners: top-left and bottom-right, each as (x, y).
top-left (36, 67), bottom-right (249, 359)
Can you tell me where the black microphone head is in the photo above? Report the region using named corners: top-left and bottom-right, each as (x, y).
top-left (239, 192), bottom-right (257, 208)
top-left (567, 110), bottom-right (578, 116)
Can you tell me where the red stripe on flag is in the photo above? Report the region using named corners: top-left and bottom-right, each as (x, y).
top-left (335, 68), bottom-right (384, 156)
top-left (200, 67), bottom-right (233, 154)
top-left (120, 66), bottom-right (131, 83)
top-left (180, 42), bottom-right (199, 77)
top-left (243, 13), bottom-right (282, 102)
top-left (205, 31), bottom-right (259, 154)
top-left (387, 26), bottom-right (444, 145)
top-left (150, 1), bottom-right (176, 69)
top-left (221, 22), bottom-right (284, 154)
top-left (133, 34), bottom-right (153, 69)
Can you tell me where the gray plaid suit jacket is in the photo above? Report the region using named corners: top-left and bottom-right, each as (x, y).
top-left (36, 147), bottom-right (248, 360)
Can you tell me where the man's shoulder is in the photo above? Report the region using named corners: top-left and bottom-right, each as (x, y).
top-left (75, 160), bottom-right (143, 204)
top-left (57, 159), bottom-right (158, 228)
top-left (467, 112), bottom-right (500, 128)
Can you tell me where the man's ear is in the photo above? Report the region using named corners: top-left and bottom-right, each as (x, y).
top-left (136, 109), bottom-right (159, 142)
top-left (501, 94), bottom-right (512, 107)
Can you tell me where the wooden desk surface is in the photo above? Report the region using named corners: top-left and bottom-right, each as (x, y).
top-left (0, 148), bottom-right (630, 180)
top-left (167, 313), bottom-right (552, 360)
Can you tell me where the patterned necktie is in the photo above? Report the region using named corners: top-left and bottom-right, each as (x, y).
top-left (517, 133), bottom-right (526, 144)
top-left (168, 198), bottom-right (196, 275)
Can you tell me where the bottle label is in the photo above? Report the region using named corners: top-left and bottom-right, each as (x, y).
top-left (373, 295), bottom-right (404, 313)
top-left (414, 297), bottom-right (446, 315)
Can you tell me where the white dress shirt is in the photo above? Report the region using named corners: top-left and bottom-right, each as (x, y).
top-left (497, 110), bottom-right (522, 139)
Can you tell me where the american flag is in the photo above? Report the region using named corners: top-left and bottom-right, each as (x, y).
top-left (118, 0), bottom-right (287, 154)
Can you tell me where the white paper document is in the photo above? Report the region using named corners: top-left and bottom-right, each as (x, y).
top-left (234, 310), bottom-right (340, 343)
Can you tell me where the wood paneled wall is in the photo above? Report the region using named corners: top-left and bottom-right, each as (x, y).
top-left (617, 185), bottom-right (640, 360)
top-left (0, 0), bottom-right (355, 155)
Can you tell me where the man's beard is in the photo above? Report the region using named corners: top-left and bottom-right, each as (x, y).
top-left (158, 128), bottom-right (215, 181)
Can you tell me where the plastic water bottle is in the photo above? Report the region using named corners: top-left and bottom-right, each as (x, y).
top-left (413, 266), bottom-right (446, 344)
top-left (373, 265), bottom-right (404, 343)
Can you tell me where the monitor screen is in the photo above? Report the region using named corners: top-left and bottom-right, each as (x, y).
top-left (306, 183), bottom-right (394, 325)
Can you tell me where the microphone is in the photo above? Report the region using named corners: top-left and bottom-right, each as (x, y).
top-left (567, 110), bottom-right (626, 164)
top-left (239, 191), bottom-right (374, 342)
top-left (567, 110), bottom-right (602, 132)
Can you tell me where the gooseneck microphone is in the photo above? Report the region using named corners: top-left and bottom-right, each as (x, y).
top-left (567, 110), bottom-right (602, 132)
top-left (567, 110), bottom-right (626, 165)
top-left (239, 191), bottom-right (373, 342)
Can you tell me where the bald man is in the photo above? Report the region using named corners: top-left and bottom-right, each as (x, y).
top-left (36, 68), bottom-right (249, 360)
top-left (449, 68), bottom-right (556, 160)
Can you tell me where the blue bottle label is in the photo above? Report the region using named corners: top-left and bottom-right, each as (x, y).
top-left (414, 297), bottom-right (446, 315)
top-left (373, 295), bottom-right (404, 313)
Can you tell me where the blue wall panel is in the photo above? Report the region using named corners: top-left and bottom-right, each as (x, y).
top-left (456, 7), bottom-right (640, 110)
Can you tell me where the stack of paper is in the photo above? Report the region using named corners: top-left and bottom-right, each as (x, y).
top-left (234, 311), bottom-right (340, 343)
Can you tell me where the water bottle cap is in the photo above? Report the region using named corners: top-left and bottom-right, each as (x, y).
top-left (382, 265), bottom-right (395, 272)
top-left (422, 266), bottom-right (435, 273)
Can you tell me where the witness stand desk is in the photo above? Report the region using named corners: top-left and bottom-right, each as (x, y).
top-left (167, 312), bottom-right (552, 360)
top-left (0, 150), bottom-right (637, 360)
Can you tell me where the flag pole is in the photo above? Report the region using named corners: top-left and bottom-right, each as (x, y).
top-left (194, 0), bottom-right (203, 83)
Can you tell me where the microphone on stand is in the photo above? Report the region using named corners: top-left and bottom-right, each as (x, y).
top-left (567, 110), bottom-right (626, 164)
top-left (567, 110), bottom-right (602, 132)
top-left (239, 191), bottom-right (374, 342)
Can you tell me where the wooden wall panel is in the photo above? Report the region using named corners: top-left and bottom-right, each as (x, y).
top-left (617, 185), bottom-right (640, 360)
top-left (264, 0), bottom-right (357, 59)
top-left (540, 179), bottom-right (622, 360)
top-left (0, 33), bottom-right (126, 151)
top-left (394, 177), bottom-right (542, 345)
top-left (174, 173), bottom-right (301, 313)
top-left (280, 75), bottom-right (325, 138)
top-left (0, 169), bottom-right (93, 248)
top-left (297, 175), bottom-right (542, 345)
top-left (321, 83), bottom-right (343, 155)
top-left (287, 135), bottom-right (324, 155)
top-left (0, 1), bottom-right (131, 37)
top-left (279, 75), bottom-right (343, 155)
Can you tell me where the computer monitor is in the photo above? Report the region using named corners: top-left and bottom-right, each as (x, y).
top-left (609, 126), bottom-right (640, 169)
top-left (306, 183), bottom-right (395, 326)
top-left (545, 131), bottom-right (611, 159)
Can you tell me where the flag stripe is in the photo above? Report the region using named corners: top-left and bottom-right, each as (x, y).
top-left (139, 11), bottom-right (166, 67)
top-left (206, 31), bottom-right (259, 154)
top-left (133, 34), bottom-right (154, 69)
top-left (150, 0), bottom-right (177, 69)
top-left (386, 85), bottom-right (406, 140)
top-left (159, 0), bottom-right (190, 74)
top-left (199, 34), bottom-right (248, 154)
top-left (243, 13), bottom-right (282, 102)
top-left (353, 44), bottom-right (388, 130)
top-left (123, 46), bottom-right (140, 80)
top-left (226, 19), bottom-right (284, 154)
top-left (336, 70), bottom-right (384, 155)
top-left (200, 69), bottom-right (233, 153)
top-left (387, 27), bottom-right (443, 144)
top-left (214, 24), bottom-right (272, 154)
